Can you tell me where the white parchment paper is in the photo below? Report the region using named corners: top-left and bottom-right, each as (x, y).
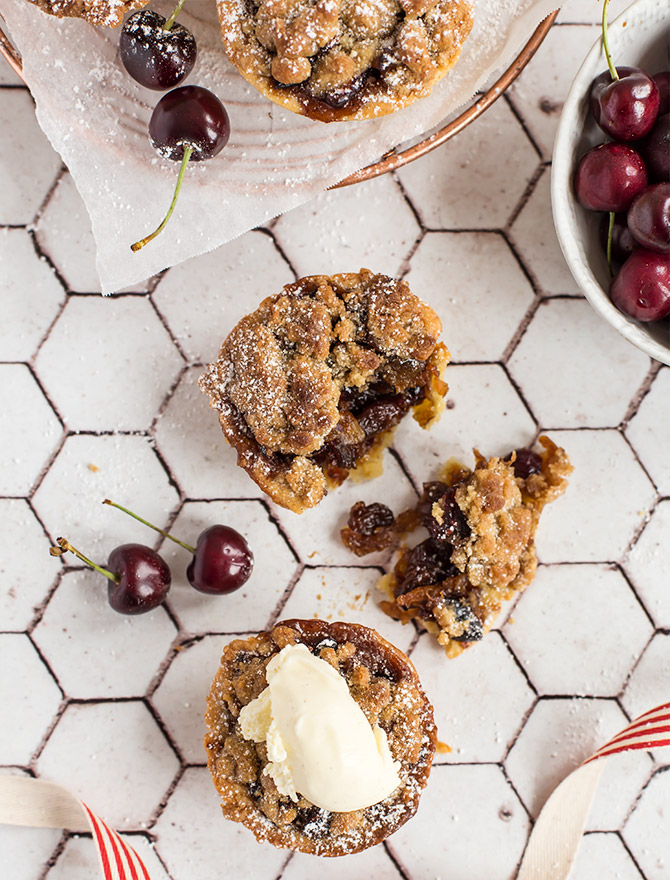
top-left (0, 0), bottom-right (557, 292)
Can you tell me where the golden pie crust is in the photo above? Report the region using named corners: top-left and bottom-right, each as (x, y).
top-left (200, 269), bottom-right (449, 513)
top-left (24, 0), bottom-right (147, 26)
top-left (216, 0), bottom-right (474, 121)
top-left (204, 618), bottom-right (437, 856)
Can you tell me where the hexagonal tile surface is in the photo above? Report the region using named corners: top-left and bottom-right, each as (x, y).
top-left (393, 363), bottom-right (536, 484)
top-left (273, 174), bottom-right (420, 278)
top-left (621, 634), bottom-right (670, 723)
top-left (623, 771), bottom-right (670, 880)
top-left (0, 364), bottom-right (62, 496)
top-left (0, 499), bottom-right (60, 631)
top-left (571, 832), bottom-right (644, 880)
top-left (509, 170), bottom-right (576, 295)
top-left (410, 632), bottom-right (535, 763)
top-left (387, 764), bottom-right (530, 879)
top-left (270, 453), bottom-right (416, 567)
top-left (34, 296), bottom-right (183, 432)
top-left (0, 228), bottom-right (64, 362)
top-left (0, 90), bottom-right (61, 225)
top-left (153, 367), bottom-right (258, 500)
top-left (397, 99), bottom-right (538, 230)
top-left (405, 231), bottom-right (535, 362)
top-left (505, 698), bottom-right (653, 832)
top-left (32, 433), bottom-right (179, 558)
top-left (0, 634), bottom-right (62, 765)
top-left (534, 429), bottom-right (656, 564)
top-left (153, 231), bottom-right (294, 365)
top-left (282, 845), bottom-right (402, 880)
top-left (625, 502), bottom-right (670, 629)
top-left (159, 500), bottom-right (298, 634)
top-left (626, 368), bottom-right (670, 496)
top-left (507, 25), bottom-right (600, 159)
top-left (508, 299), bottom-right (651, 428)
top-left (36, 701), bottom-right (179, 829)
top-left (33, 568), bottom-right (177, 699)
top-left (154, 767), bottom-right (288, 879)
top-left (152, 635), bottom-right (229, 764)
top-left (504, 564), bottom-right (652, 697)
top-left (279, 567), bottom-right (414, 655)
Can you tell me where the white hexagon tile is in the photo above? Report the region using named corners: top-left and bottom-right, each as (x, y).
top-left (1, 18), bottom-right (669, 880)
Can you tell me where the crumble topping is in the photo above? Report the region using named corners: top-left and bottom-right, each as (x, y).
top-left (216, 0), bottom-right (474, 120)
top-left (342, 436), bottom-right (573, 657)
top-left (204, 619), bottom-right (436, 856)
top-left (200, 270), bottom-right (449, 513)
top-left (25, 0), bottom-right (147, 27)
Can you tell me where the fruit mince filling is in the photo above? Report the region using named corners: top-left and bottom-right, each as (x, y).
top-left (313, 378), bottom-right (426, 483)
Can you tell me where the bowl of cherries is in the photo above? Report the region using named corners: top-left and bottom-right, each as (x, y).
top-left (552, 0), bottom-right (670, 365)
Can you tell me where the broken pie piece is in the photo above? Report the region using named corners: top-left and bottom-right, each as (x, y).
top-left (24, 0), bottom-right (147, 27)
top-left (204, 618), bottom-right (437, 855)
top-left (216, 0), bottom-right (474, 121)
top-left (199, 269), bottom-right (449, 513)
top-left (341, 436), bottom-right (573, 657)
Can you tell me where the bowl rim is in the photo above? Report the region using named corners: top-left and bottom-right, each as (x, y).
top-left (0, 10), bottom-right (559, 189)
top-left (551, 0), bottom-right (670, 367)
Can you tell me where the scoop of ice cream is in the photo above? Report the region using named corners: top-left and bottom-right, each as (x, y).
top-left (238, 642), bottom-right (401, 812)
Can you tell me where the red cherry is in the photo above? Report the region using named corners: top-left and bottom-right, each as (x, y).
top-left (627, 184), bottom-right (670, 254)
top-left (120, 9), bottom-right (196, 91)
top-left (106, 544), bottom-right (171, 614)
top-left (599, 212), bottom-right (636, 264)
top-left (574, 143), bottom-right (647, 212)
top-left (652, 71), bottom-right (670, 115)
top-left (590, 66), bottom-right (660, 142)
top-left (186, 525), bottom-right (254, 594)
top-left (102, 500), bottom-right (253, 596)
top-left (50, 537), bottom-right (171, 615)
top-left (638, 113), bottom-right (670, 183)
top-left (610, 249), bottom-right (670, 322)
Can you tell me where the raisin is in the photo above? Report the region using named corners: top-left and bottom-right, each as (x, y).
top-left (506, 448), bottom-right (542, 480)
top-left (322, 75), bottom-right (364, 109)
top-left (356, 394), bottom-right (408, 438)
top-left (396, 539), bottom-right (459, 595)
top-left (341, 501), bottom-right (397, 557)
top-left (417, 483), bottom-right (470, 547)
top-left (348, 501), bottom-right (395, 536)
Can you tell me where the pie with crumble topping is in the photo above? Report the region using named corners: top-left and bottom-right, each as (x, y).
top-left (199, 269), bottom-right (449, 513)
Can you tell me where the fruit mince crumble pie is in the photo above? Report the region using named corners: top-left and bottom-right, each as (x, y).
top-left (199, 269), bottom-right (449, 513)
top-left (341, 436), bottom-right (573, 657)
top-left (216, 0), bottom-right (474, 121)
top-left (204, 618), bottom-right (437, 856)
top-left (25, 0), bottom-right (146, 26)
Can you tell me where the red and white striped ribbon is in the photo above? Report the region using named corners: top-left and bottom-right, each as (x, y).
top-left (0, 776), bottom-right (151, 880)
top-left (1, 702), bottom-right (669, 880)
top-left (517, 701), bottom-right (670, 880)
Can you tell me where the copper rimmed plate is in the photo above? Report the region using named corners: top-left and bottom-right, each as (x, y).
top-left (0, 10), bottom-right (557, 188)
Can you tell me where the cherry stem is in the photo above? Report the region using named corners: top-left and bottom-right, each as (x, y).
top-left (606, 211), bottom-right (615, 276)
top-left (131, 144), bottom-right (193, 253)
top-left (50, 537), bottom-right (119, 583)
top-left (103, 498), bottom-right (196, 554)
top-left (163, 0), bottom-right (187, 31)
top-left (602, 0), bottom-right (619, 81)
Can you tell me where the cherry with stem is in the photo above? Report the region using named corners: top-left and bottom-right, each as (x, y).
top-left (103, 499), bottom-right (253, 594)
top-left (120, 0), bottom-right (196, 91)
top-left (50, 536), bottom-right (171, 614)
top-left (131, 85), bottom-right (230, 252)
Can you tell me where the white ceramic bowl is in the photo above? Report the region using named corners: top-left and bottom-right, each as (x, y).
top-left (552, 0), bottom-right (670, 366)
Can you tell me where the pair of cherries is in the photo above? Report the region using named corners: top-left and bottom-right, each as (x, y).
top-left (119, 1), bottom-right (230, 251)
top-left (573, 0), bottom-right (669, 323)
top-left (50, 501), bottom-right (253, 615)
